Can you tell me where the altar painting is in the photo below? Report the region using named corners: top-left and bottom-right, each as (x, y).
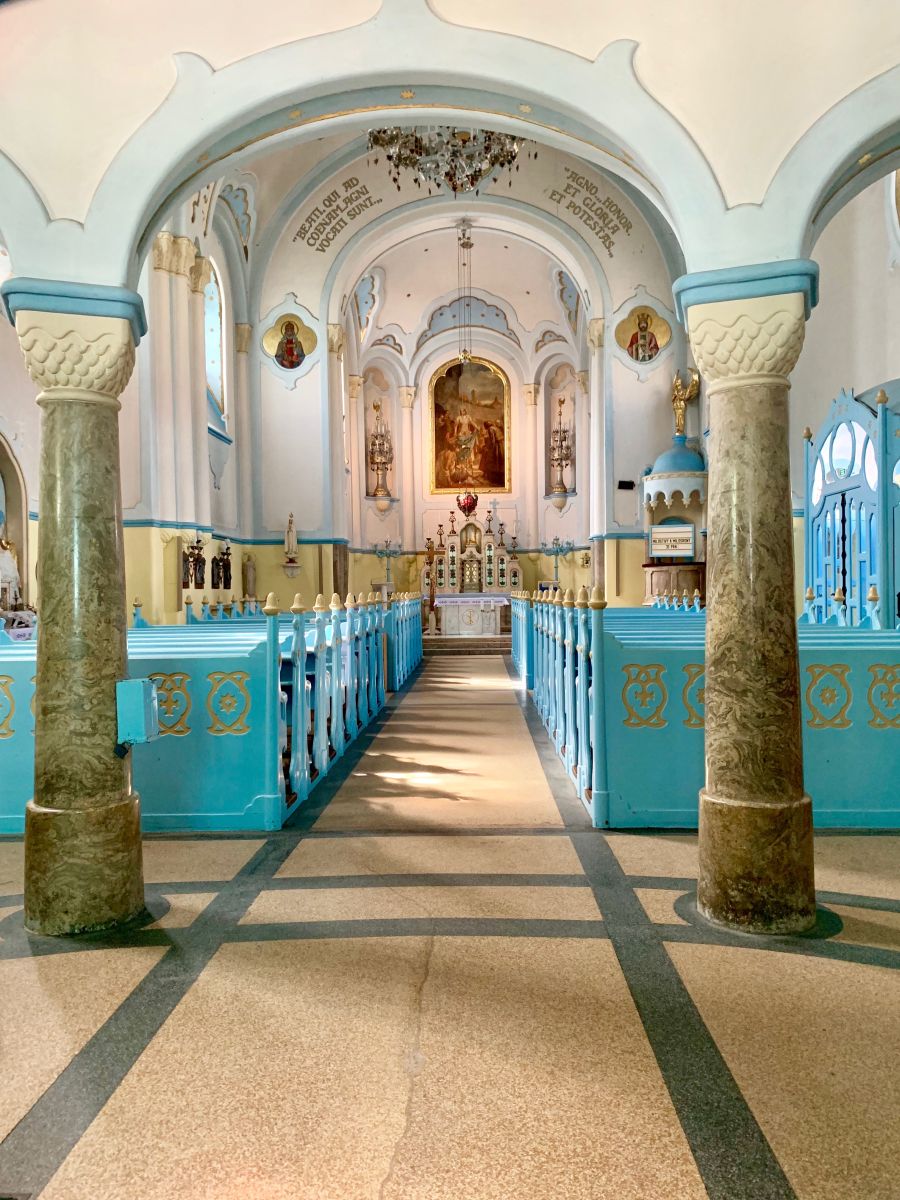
top-left (430, 358), bottom-right (510, 493)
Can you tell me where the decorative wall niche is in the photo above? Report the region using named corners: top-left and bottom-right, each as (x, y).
top-left (259, 295), bottom-right (319, 386)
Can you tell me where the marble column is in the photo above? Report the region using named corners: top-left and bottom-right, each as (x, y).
top-left (399, 385), bottom-right (416, 550)
top-left (14, 309), bottom-right (144, 935)
top-left (587, 317), bottom-right (606, 587)
top-left (327, 324), bottom-right (348, 540)
top-left (685, 290), bottom-right (815, 933)
top-left (523, 383), bottom-right (539, 547)
top-left (189, 255), bottom-right (212, 531)
top-left (234, 323), bottom-right (254, 535)
top-left (347, 375), bottom-right (363, 548)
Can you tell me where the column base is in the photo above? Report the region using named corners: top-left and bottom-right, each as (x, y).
top-left (24, 793), bottom-right (145, 936)
top-left (697, 789), bottom-right (815, 934)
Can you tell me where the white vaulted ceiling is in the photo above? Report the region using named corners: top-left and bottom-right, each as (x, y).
top-left (367, 228), bottom-right (570, 336)
top-left (1, 0), bottom-right (897, 219)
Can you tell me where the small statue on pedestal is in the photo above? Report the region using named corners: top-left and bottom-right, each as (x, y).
top-left (671, 369), bottom-right (700, 436)
top-left (0, 535), bottom-right (21, 608)
top-left (243, 552), bottom-right (257, 598)
top-left (284, 513), bottom-right (299, 563)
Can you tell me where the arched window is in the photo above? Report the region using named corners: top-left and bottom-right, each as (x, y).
top-left (204, 260), bottom-right (225, 415)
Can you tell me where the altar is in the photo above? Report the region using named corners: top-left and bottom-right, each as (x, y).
top-left (436, 594), bottom-right (508, 637)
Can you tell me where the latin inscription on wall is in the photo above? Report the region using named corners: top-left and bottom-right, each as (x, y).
top-left (547, 168), bottom-right (633, 258)
top-left (292, 177), bottom-right (383, 253)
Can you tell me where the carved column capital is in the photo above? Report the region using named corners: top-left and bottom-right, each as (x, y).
top-left (327, 323), bottom-right (345, 359)
top-left (523, 383), bottom-right (539, 406)
top-left (587, 317), bottom-right (604, 350)
top-left (151, 231), bottom-right (196, 278)
top-left (14, 310), bottom-right (136, 408)
top-left (685, 293), bottom-right (806, 396)
top-left (399, 385), bottom-right (416, 409)
top-left (576, 370), bottom-right (589, 395)
top-left (235, 323), bottom-right (252, 355)
top-left (189, 254), bottom-right (212, 294)
top-left (347, 374), bottom-right (363, 402)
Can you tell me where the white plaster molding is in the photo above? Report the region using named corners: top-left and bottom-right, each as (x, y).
top-left (14, 311), bottom-right (135, 405)
top-left (151, 231), bottom-right (196, 278)
top-left (257, 293), bottom-right (320, 388)
top-left (609, 284), bottom-right (676, 381)
top-left (234, 323), bottom-right (252, 355)
top-left (189, 254), bottom-right (213, 294)
top-left (686, 293), bottom-right (806, 394)
top-left (587, 317), bottom-right (605, 350)
top-left (327, 323), bottom-right (346, 359)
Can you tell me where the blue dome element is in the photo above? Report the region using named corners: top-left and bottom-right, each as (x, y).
top-left (650, 435), bottom-right (705, 474)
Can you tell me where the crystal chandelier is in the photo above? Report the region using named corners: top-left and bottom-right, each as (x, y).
top-left (457, 222), bottom-right (473, 363)
top-left (367, 401), bottom-right (394, 512)
top-left (367, 126), bottom-right (525, 194)
top-left (549, 396), bottom-right (574, 510)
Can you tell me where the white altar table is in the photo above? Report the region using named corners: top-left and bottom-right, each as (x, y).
top-left (435, 594), bottom-right (509, 637)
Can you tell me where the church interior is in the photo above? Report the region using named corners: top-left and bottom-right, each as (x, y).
top-left (0, 2), bottom-right (898, 1196)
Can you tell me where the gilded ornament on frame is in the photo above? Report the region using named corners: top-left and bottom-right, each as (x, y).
top-left (262, 314), bottom-right (317, 369)
top-left (867, 664), bottom-right (900, 729)
top-left (614, 306), bottom-right (671, 363)
top-left (429, 357), bottom-right (510, 494)
top-left (681, 664), bottom-right (705, 728)
top-left (149, 672), bottom-right (192, 737)
top-left (805, 664), bottom-right (852, 729)
top-left (0, 675), bottom-right (13, 739)
top-left (207, 671), bottom-right (252, 736)
top-left (621, 664), bottom-right (667, 728)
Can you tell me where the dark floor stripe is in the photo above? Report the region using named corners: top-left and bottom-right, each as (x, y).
top-left (228, 916), bottom-right (608, 941)
top-left (263, 872), bottom-right (590, 889)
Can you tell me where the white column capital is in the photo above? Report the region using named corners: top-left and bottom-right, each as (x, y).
top-left (523, 383), bottom-right (539, 406)
top-left (587, 317), bottom-right (604, 350)
top-left (686, 293), bottom-right (806, 396)
top-left (399, 385), bottom-right (416, 409)
top-left (347, 374), bottom-right (363, 401)
top-left (576, 370), bottom-right (589, 395)
top-left (234, 323), bottom-right (252, 355)
top-left (327, 324), bottom-right (345, 359)
top-left (151, 231), bottom-right (196, 278)
top-left (189, 254), bottom-right (212, 294)
top-left (14, 310), bottom-right (135, 408)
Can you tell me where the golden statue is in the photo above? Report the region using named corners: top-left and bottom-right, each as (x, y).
top-left (671, 369), bottom-right (700, 437)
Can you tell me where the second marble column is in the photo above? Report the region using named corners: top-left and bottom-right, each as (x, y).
top-left (686, 291), bottom-right (816, 933)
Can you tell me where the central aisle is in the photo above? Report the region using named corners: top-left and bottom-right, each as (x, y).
top-left (38, 655), bottom-right (708, 1200)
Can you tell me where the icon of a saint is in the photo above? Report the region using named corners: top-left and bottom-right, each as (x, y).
top-left (627, 311), bottom-right (660, 363)
top-left (275, 321), bottom-right (305, 370)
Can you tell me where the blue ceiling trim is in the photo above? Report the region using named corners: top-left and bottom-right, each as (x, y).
top-left (672, 259), bottom-right (819, 324)
top-left (0, 276), bottom-right (148, 344)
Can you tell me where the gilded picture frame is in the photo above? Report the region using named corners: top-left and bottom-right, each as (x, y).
top-left (429, 357), bottom-right (511, 494)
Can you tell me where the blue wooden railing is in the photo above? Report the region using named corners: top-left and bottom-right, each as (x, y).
top-left (511, 588), bottom-right (899, 830)
top-left (0, 591), bottom-right (423, 834)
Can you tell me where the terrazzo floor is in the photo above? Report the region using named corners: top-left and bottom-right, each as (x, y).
top-left (0, 655), bottom-right (898, 1199)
